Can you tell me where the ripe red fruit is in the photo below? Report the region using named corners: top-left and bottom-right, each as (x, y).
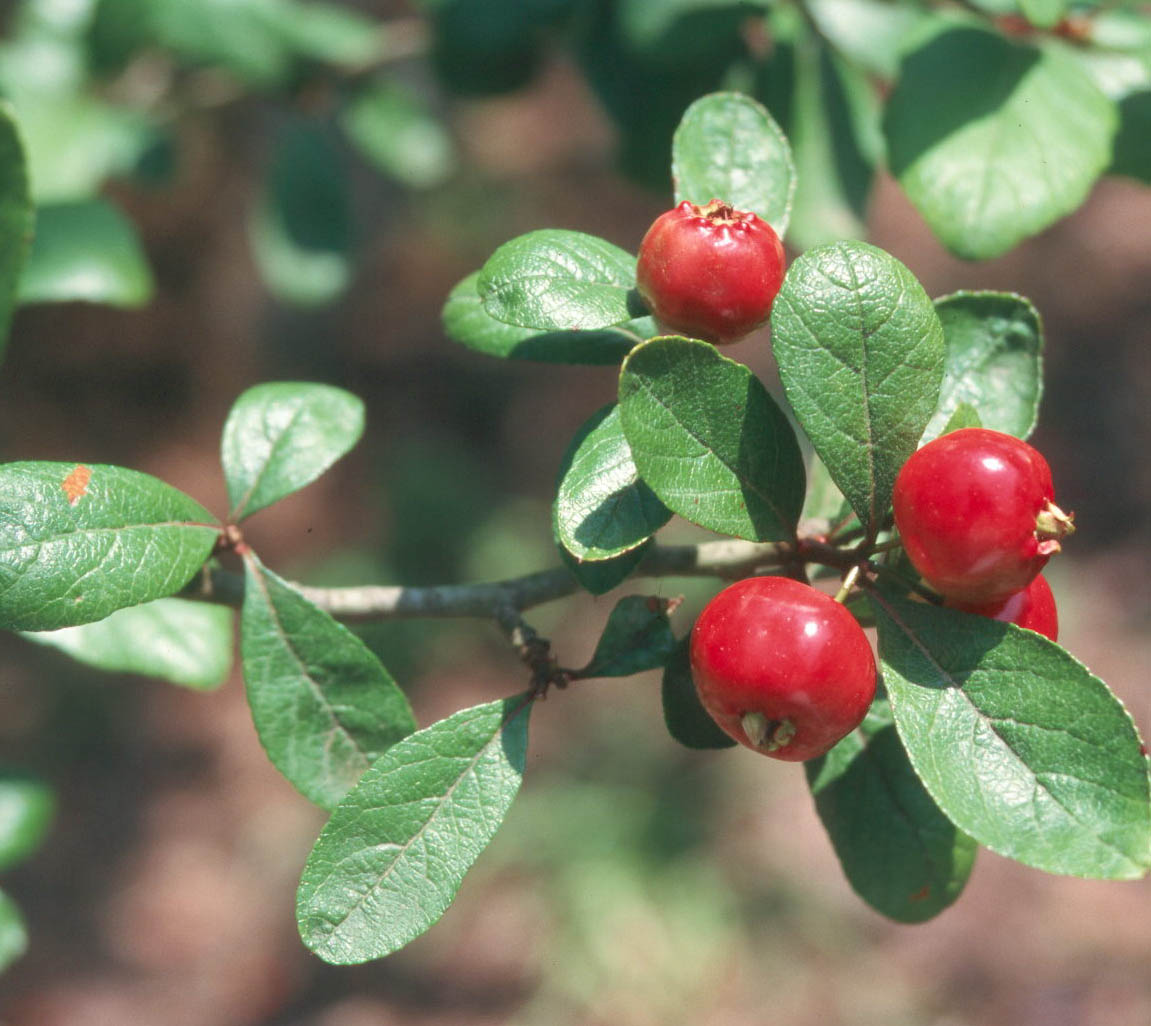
top-left (893, 428), bottom-right (1074, 604)
top-left (690, 576), bottom-right (876, 761)
top-left (636, 199), bottom-right (785, 345)
top-left (947, 573), bottom-right (1058, 642)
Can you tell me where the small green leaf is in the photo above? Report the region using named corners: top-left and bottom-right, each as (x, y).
top-left (661, 635), bottom-right (735, 750)
top-left (940, 402), bottom-right (982, 435)
top-left (580, 594), bottom-right (677, 678)
top-left (297, 695), bottom-right (531, 964)
top-left (885, 27), bottom-right (1117, 260)
top-left (771, 241), bottom-right (944, 534)
top-left (0, 462), bottom-right (219, 631)
top-left (555, 404), bottom-right (671, 562)
top-left (443, 271), bottom-right (648, 365)
top-left (22, 598), bottom-right (233, 690)
top-left (274, 1), bottom-right (385, 66)
top-left (221, 382), bottom-right (365, 521)
top-left (241, 556), bottom-right (416, 810)
top-left (558, 538), bottom-right (649, 596)
top-left (0, 104), bottom-right (32, 354)
top-left (19, 199), bottom-right (153, 307)
top-left (618, 336), bottom-right (805, 541)
top-left (0, 890), bottom-right (27, 973)
top-left (874, 592), bottom-right (1151, 879)
top-left (0, 773), bottom-right (54, 871)
top-left (1019, 0), bottom-right (1067, 30)
top-left (807, 712), bottom-right (976, 923)
top-left (1111, 90), bottom-right (1151, 185)
top-left (477, 229), bottom-right (640, 331)
top-left (672, 91), bottom-right (795, 237)
top-left (922, 291), bottom-right (1043, 444)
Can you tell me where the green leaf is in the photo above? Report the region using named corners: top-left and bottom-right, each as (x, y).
top-left (874, 592), bottom-right (1151, 879)
top-left (558, 538), bottom-right (649, 596)
top-left (1019, 0), bottom-right (1067, 30)
top-left (443, 271), bottom-right (648, 364)
top-left (341, 80), bottom-right (456, 190)
top-left (672, 91), bottom-right (795, 237)
top-left (940, 402), bottom-right (982, 435)
top-left (250, 122), bottom-right (352, 308)
top-left (580, 594), bottom-right (677, 678)
top-left (618, 336), bottom-right (805, 542)
top-left (1111, 91), bottom-right (1151, 184)
top-left (885, 27), bottom-right (1117, 260)
top-left (804, 0), bottom-right (926, 79)
top-left (0, 890), bottom-right (27, 973)
top-left (0, 104), bottom-right (32, 354)
top-left (19, 199), bottom-right (152, 307)
top-left (807, 708), bottom-right (976, 923)
top-left (0, 462), bottom-right (219, 631)
top-left (771, 241), bottom-right (944, 533)
top-left (221, 382), bottom-right (365, 521)
top-left (477, 229), bottom-right (640, 332)
top-left (274, 1), bottom-right (384, 67)
top-left (0, 773), bottom-right (54, 871)
top-left (241, 556), bottom-right (416, 810)
top-left (22, 598), bottom-right (233, 690)
top-left (555, 404), bottom-right (671, 562)
top-left (922, 291), bottom-right (1043, 444)
top-left (297, 695), bottom-right (532, 964)
top-left (661, 634), bottom-right (735, 749)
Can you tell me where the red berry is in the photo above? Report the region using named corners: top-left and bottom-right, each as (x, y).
top-left (636, 199), bottom-right (785, 345)
top-left (893, 428), bottom-right (1074, 604)
top-left (690, 576), bottom-right (876, 761)
top-left (947, 573), bottom-right (1059, 642)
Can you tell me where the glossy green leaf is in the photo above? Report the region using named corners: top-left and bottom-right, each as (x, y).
top-left (940, 402), bottom-right (982, 435)
top-left (241, 556), bottom-right (416, 810)
top-left (0, 773), bottom-right (54, 872)
top-left (807, 702), bottom-right (976, 923)
top-left (19, 199), bottom-right (152, 307)
top-left (22, 598), bottom-right (233, 690)
top-left (922, 291), bottom-right (1043, 444)
top-left (0, 462), bottom-right (219, 631)
top-left (221, 381), bottom-right (364, 521)
top-left (0, 104), bottom-right (32, 354)
top-left (661, 635), bottom-right (735, 749)
top-left (477, 230), bottom-right (640, 331)
top-left (297, 695), bottom-right (532, 964)
top-left (558, 538), bottom-right (649, 596)
top-left (874, 592), bottom-right (1151, 879)
top-left (672, 91), bottom-right (795, 237)
top-left (443, 271), bottom-right (649, 364)
top-left (618, 336), bottom-right (805, 541)
top-left (885, 27), bottom-right (1117, 260)
top-left (555, 404), bottom-right (671, 562)
top-left (579, 594), bottom-right (677, 678)
top-left (250, 123), bottom-right (352, 308)
top-left (0, 890), bottom-right (27, 973)
top-left (771, 242), bottom-right (944, 533)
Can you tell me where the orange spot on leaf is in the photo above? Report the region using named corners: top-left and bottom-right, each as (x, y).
top-left (62, 465), bottom-right (92, 505)
top-left (908, 885), bottom-right (932, 903)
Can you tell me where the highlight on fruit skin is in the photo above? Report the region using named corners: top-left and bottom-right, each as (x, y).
top-left (689, 575), bottom-right (876, 761)
top-left (636, 198), bottom-right (786, 345)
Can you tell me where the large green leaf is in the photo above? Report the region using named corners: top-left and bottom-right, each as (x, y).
top-left (241, 556), bottom-right (416, 810)
top-left (661, 634), bottom-right (735, 750)
top-left (771, 241), bottom-right (944, 533)
top-left (0, 773), bottom-right (54, 872)
top-left (443, 271), bottom-right (649, 364)
top-left (0, 890), bottom-right (26, 973)
top-left (579, 594), bottom-right (677, 678)
top-left (22, 598), bottom-right (233, 690)
top-left (618, 336), bottom-right (805, 541)
top-left (672, 91), bottom-right (795, 237)
top-left (0, 104), bottom-right (32, 355)
top-left (19, 199), bottom-right (152, 307)
top-left (885, 27), bottom-right (1117, 260)
top-left (555, 404), bottom-right (671, 561)
top-left (221, 382), bottom-right (365, 521)
top-left (0, 462), bottom-right (219, 631)
top-left (807, 701), bottom-right (976, 923)
top-left (477, 230), bottom-right (640, 331)
top-left (297, 695), bottom-right (532, 964)
top-left (874, 592), bottom-right (1151, 879)
top-left (921, 291), bottom-right (1043, 444)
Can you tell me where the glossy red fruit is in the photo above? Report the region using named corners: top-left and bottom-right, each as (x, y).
top-left (636, 199), bottom-right (786, 345)
top-left (893, 428), bottom-right (1074, 604)
top-left (690, 576), bottom-right (876, 761)
top-left (948, 573), bottom-right (1058, 642)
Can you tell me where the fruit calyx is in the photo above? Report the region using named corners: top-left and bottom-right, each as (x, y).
top-left (741, 712), bottom-right (797, 752)
top-left (1035, 500), bottom-right (1075, 555)
top-left (694, 199), bottom-right (740, 224)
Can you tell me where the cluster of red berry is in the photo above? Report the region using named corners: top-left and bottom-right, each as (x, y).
top-left (636, 201), bottom-right (1073, 764)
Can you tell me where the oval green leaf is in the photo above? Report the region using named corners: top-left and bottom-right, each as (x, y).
top-left (771, 241), bottom-right (944, 534)
top-left (661, 634), bottom-right (736, 750)
top-left (618, 336), bottom-right (805, 542)
top-left (241, 556), bottom-right (416, 810)
top-left (0, 773), bottom-right (54, 872)
top-left (297, 695), bottom-right (531, 964)
top-left (0, 104), bottom-right (32, 355)
top-left (578, 594), bottom-right (677, 679)
top-left (0, 462), bottom-right (219, 631)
